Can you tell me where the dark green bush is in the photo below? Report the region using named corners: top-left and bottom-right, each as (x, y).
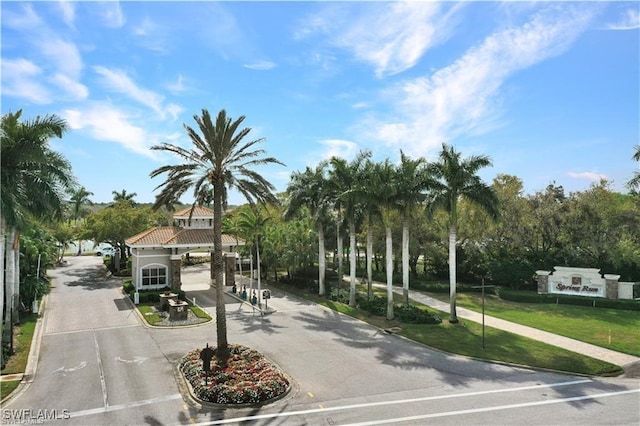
top-left (395, 304), bottom-right (442, 324)
top-left (498, 289), bottom-right (640, 311)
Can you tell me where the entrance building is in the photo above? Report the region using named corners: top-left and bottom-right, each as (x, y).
top-left (126, 206), bottom-right (244, 293)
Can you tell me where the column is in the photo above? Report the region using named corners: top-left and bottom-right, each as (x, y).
top-left (170, 255), bottom-right (182, 291)
top-left (536, 270), bottom-right (551, 294)
top-left (604, 274), bottom-right (620, 300)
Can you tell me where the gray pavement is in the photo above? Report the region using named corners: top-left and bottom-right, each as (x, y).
top-left (179, 263), bottom-right (640, 376)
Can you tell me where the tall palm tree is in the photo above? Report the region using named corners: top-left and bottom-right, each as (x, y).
top-left (427, 143), bottom-right (499, 323)
top-left (112, 189), bottom-right (137, 206)
top-left (285, 163), bottom-right (332, 296)
top-left (328, 151), bottom-right (370, 306)
top-left (359, 159), bottom-right (383, 301)
top-left (1, 110), bottom-right (75, 330)
top-left (395, 151), bottom-right (431, 306)
top-left (372, 159), bottom-right (400, 320)
top-left (69, 186), bottom-right (94, 255)
top-left (150, 108), bottom-right (284, 363)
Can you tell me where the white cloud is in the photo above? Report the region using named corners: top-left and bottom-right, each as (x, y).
top-left (62, 104), bottom-right (160, 159)
top-left (50, 73), bottom-right (89, 100)
top-left (58, 0), bottom-right (75, 28)
top-left (362, 4), bottom-right (599, 158)
top-left (93, 66), bottom-right (174, 118)
top-left (40, 38), bottom-right (83, 78)
top-left (318, 139), bottom-right (358, 161)
top-left (606, 8), bottom-right (640, 30)
top-left (2, 3), bottom-right (42, 30)
top-left (296, 3), bottom-right (459, 78)
top-left (243, 61), bottom-right (277, 71)
top-left (99, 1), bottom-right (125, 28)
top-left (567, 171), bottom-right (608, 182)
top-left (1, 58), bottom-right (52, 104)
top-left (166, 75), bottom-right (186, 94)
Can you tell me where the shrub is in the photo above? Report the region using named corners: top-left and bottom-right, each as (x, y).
top-left (179, 344), bottom-right (290, 405)
top-left (498, 289), bottom-right (640, 311)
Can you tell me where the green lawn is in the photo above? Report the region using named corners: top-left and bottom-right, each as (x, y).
top-left (273, 282), bottom-right (623, 376)
top-left (429, 292), bottom-right (640, 356)
top-left (137, 302), bottom-right (212, 326)
top-left (2, 313), bottom-right (38, 375)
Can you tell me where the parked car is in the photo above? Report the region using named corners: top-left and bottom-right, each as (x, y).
top-left (96, 246), bottom-right (116, 257)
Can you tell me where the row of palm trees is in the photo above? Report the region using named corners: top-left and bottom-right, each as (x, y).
top-left (286, 145), bottom-right (499, 323)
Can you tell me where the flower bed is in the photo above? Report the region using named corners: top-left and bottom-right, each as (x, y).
top-left (179, 344), bottom-right (290, 405)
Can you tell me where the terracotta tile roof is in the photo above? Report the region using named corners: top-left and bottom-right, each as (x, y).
top-left (126, 226), bottom-right (243, 248)
top-left (173, 205), bottom-right (214, 219)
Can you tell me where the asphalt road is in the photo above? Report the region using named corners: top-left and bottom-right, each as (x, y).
top-left (3, 256), bottom-right (639, 425)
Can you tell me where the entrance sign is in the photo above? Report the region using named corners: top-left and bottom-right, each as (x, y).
top-left (536, 267), bottom-right (626, 300)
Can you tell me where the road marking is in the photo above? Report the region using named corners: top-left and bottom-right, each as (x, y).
top-left (188, 379), bottom-right (596, 425)
top-left (50, 362), bottom-right (87, 375)
top-left (46, 323), bottom-right (140, 336)
top-left (70, 393), bottom-right (182, 418)
top-left (343, 389), bottom-right (640, 425)
top-left (115, 356), bottom-right (149, 365)
top-left (94, 332), bottom-right (108, 408)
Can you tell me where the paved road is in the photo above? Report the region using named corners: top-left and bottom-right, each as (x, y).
top-left (3, 258), bottom-right (639, 425)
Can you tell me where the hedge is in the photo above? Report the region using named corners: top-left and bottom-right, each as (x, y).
top-left (498, 288), bottom-right (640, 311)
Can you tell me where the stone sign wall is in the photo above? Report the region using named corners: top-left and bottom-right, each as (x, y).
top-left (535, 267), bottom-right (634, 300)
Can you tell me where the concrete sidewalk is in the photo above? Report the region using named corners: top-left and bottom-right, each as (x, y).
top-left (369, 282), bottom-right (640, 376)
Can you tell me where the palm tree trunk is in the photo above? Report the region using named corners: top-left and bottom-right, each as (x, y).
top-left (386, 226), bottom-right (394, 320)
top-left (337, 228), bottom-right (344, 295)
top-left (1, 220), bottom-right (6, 346)
top-left (4, 228), bottom-right (16, 328)
top-left (366, 220), bottom-right (373, 301)
top-left (402, 218), bottom-right (409, 306)
top-left (448, 224), bottom-right (458, 323)
top-left (213, 187), bottom-right (229, 363)
top-left (318, 224), bottom-right (326, 296)
top-left (349, 222), bottom-right (357, 307)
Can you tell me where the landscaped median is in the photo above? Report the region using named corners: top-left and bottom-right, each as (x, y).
top-left (123, 281), bottom-right (212, 327)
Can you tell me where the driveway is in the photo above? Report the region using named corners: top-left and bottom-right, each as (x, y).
top-left (3, 257), bottom-right (638, 425)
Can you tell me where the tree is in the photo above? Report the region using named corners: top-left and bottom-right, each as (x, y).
top-left (69, 186), bottom-right (93, 255)
top-left (328, 151), bottom-right (370, 307)
top-left (150, 108), bottom-right (284, 363)
top-left (359, 159), bottom-right (384, 301)
top-left (627, 145), bottom-right (640, 192)
top-left (112, 189), bottom-right (137, 206)
top-left (1, 110), bottom-right (75, 335)
top-left (372, 159), bottom-right (400, 320)
top-left (395, 151), bottom-right (431, 305)
top-left (84, 201), bottom-right (158, 271)
top-left (285, 164), bottom-right (332, 295)
top-left (427, 144), bottom-right (498, 323)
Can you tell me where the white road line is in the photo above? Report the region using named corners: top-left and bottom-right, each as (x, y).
top-left (45, 323), bottom-right (140, 336)
top-left (344, 389), bottom-right (640, 426)
top-left (189, 379), bottom-right (595, 425)
top-left (93, 332), bottom-right (108, 408)
top-left (70, 393), bottom-right (182, 418)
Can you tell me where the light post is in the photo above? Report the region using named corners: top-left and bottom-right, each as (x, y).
top-left (473, 277), bottom-right (495, 350)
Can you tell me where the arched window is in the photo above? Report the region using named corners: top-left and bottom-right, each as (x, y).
top-left (141, 265), bottom-right (167, 286)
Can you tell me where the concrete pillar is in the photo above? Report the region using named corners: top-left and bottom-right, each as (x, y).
top-left (170, 256), bottom-right (182, 291)
top-left (536, 270), bottom-right (551, 294)
top-left (604, 274), bottom-right (620, 300)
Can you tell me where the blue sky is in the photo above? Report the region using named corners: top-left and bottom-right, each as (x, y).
top-left (2, 1), bottom-right (639, 205)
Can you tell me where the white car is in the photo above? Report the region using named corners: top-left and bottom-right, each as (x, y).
top-left (96, 246), bottom-right (116, 257)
